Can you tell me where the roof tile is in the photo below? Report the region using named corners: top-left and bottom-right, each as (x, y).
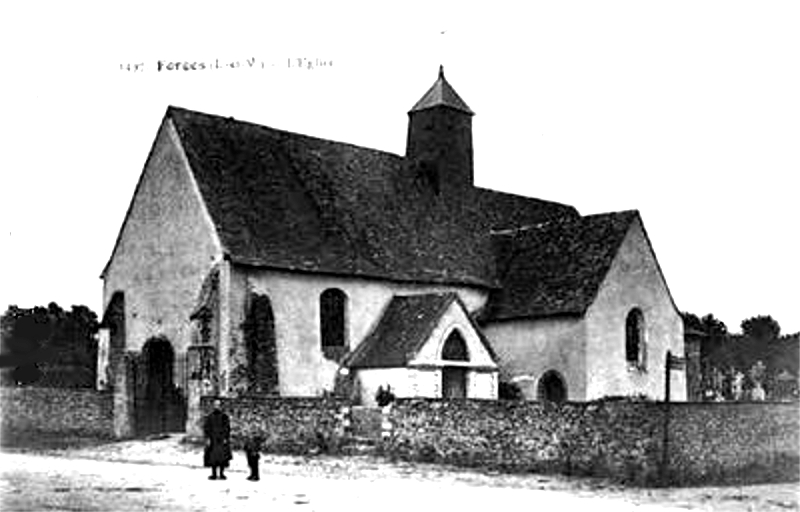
top-left (410, 66), bottom-right (474, 114)
top-left (483, 210), bottom-right (638, 320)
top-left (167, 106), bottom-right (576, 288)
top-left (345, 293), bottom-right (456, 369)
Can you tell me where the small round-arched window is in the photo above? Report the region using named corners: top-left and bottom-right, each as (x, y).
top-left (625, 308), bottom-right (646, 369)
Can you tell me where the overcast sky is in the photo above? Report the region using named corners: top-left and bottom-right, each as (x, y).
top-left (1, 2), bottom-right (798, 334)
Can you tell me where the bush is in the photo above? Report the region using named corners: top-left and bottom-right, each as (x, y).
top-left (499, 381), bottom-right (523, 400)
top-left (375, 385), bottom-right (396, 407)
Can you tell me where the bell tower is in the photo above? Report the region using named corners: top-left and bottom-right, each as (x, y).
top-left (406, 66), bottom-right (474, 197)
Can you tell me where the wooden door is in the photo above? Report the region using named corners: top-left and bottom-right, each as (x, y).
top-left (442, 367), bottom-right (467, 399)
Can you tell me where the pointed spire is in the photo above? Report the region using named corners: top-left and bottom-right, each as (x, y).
top-left (410, 66), bottom-right (473, 115)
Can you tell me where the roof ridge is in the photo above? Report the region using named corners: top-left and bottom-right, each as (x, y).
top-left (168, 105), bottom-right (405, 160)
top-left (475, 186), bottom-right (576, 208)
top-left (491, 209), bottom-right (638, 236)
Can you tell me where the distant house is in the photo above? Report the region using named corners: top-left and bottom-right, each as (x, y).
top-left (99, 67), bottom-right (685, 437)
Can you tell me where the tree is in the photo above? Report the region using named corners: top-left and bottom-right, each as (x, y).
top-left (741, 315), bottom-right (781, 341)
top-left (0, 304), bottom-right (54, 385)
top-left (700, 314), bottom-right (728, 338)
top-left (683, 311), bottom-right (796, 400)
top-left (0, 303), bottom-right (98, 387)
top-left (682, 311), bottom-right (732, 399)
top-left (681, 311), bottom-right (703, 333)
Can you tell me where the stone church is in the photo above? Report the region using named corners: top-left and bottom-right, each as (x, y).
top-left (98, 67), bottom-right (685, 437)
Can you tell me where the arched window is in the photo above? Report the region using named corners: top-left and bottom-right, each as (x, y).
top-left (245, 293), bottom-right (278, 394)
top-left (105, 291), bottom-right (126, 386)
top-left (626, 308), bottom-right (646, 368)
top-left (537, 370), bottom-right (567, 403)
top-left (320, 288), bottom-right (347, 350)
top-left (441, 330), bottom-right (469, 361)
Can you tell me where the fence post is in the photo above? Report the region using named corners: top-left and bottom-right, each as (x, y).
top-left (661, 350), bottom-right (672, 483)
top-left (381, 405), bottom-right (392, 440)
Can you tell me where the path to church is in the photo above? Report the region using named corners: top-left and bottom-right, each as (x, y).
top-left (1, 438), bottom-right (796, 511)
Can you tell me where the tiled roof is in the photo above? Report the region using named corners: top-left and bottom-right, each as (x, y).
top-left (483, 211), bottom-right (639, 321)
top-left (410, 66), bottom-right (474, 114)
top-left (473, 187), bottom-right (578, 231)
top-left (344, 293), bottom-right (457, 369)
top-left (167, 106), bottom-right (577, 288)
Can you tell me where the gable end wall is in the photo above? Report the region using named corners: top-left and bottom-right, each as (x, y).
top-left (102, 119), bottom-right (222, 377)
top-left (585, 217), bottom-right (685, 401)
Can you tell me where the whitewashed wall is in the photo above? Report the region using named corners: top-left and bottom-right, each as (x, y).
top-left (233, 267), bottom-right (489, 397)
top-left (585, 218), bottom-right (686, 401)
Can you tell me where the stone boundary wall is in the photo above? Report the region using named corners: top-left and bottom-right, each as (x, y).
top-left (385, 399), bottom-right (799, 485)
top-left (0, 386), bottom-right (114, 438)
top-left (199, 395), bottom-right (345, 454)
top-left (667, 402), bottom-right (799, 483)
top-left (385, 398), bottom-right (663, 483)
top-left (195, 395), bottom-right (798, 485)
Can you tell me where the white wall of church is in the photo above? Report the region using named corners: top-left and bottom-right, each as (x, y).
top-left (232, 267), bottom-right (489, 397)
top-left (357, 367), bottom-right (496, 405)
top-left (357, 368), bottom-right (424, 406)
top-left (102, 119), bottom-right (222, 386)
top-left (483, 317), bottom-right (587, 400)
top-left (584, 218), bottom-right (686, 401)
top-left (468, 371), bottom-right (498, 399)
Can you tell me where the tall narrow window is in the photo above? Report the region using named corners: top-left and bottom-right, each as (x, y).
top-left (320, 289), bottom-right (347, 353)
top-left (626, 308), bottom-right (646, 369)
top-left (245, 294), bottom-right (278, 394)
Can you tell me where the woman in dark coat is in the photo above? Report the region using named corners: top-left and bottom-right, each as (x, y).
top-left (203, 399), bottom-right (232, 480)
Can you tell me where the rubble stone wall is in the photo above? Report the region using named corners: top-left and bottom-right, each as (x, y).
top-left (386, 399), bottom-right (798, 485)
top-left (199, 395), bottom-right (345, 454)
top-left (667, 402), bottom-right (799, 483)
top-left (1, 387), bottom-right (114, 438)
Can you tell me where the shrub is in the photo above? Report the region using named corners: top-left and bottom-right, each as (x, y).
top-left (375, 385), bottom-right (396, 407)
top-left (499, 381), bottom-right (523, 401)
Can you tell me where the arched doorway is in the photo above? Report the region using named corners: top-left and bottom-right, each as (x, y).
top-left (138, 337), bottom-right (185, 434)
top-left (441, 330), bottom-right (469, 399)
top-left (537, 370), bottom-right (567, 403)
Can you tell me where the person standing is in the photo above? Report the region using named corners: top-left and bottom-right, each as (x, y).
top-left (244, 435), bottom-right (263, 481)
top-left (203, 399), bottom-right (232, 480)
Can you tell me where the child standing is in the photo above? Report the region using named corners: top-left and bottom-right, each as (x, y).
top-left (244, 435), bottom-right (263, 481)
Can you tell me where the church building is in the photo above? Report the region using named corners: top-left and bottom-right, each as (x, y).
top-left (98, 67), bottom-right (685, 437)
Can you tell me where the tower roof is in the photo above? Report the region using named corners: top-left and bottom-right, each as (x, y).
top-left (410, 66), bottom-right (474, 115)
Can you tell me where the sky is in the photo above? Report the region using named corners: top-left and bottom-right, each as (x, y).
top-left (1, 2), bottom-right (798, 334)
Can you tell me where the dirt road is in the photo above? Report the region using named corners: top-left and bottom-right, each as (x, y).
top-left (0, 437), bottom-right (796, 511)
